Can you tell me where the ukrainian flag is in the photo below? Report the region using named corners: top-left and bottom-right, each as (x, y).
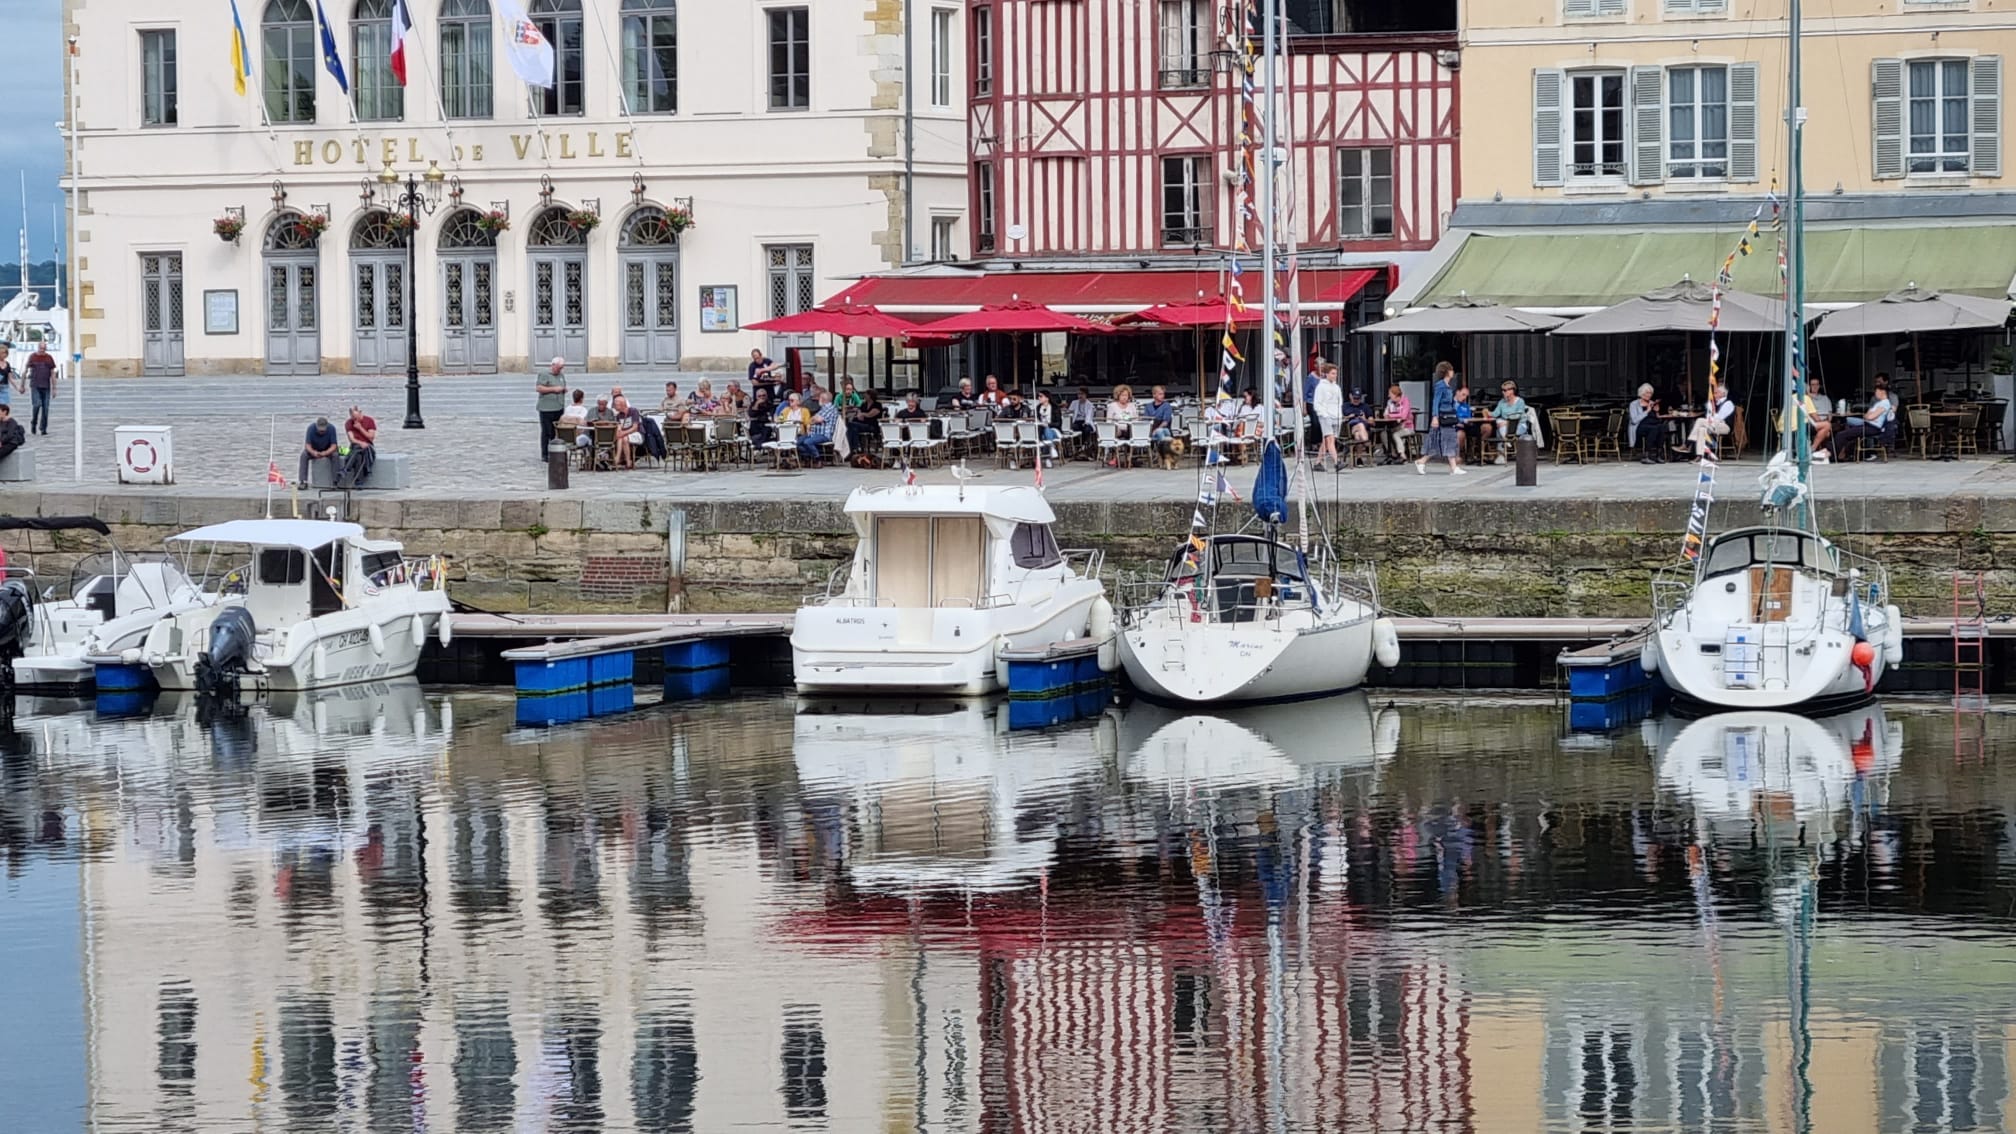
top-left (229, 0), bottom-right (252, 96)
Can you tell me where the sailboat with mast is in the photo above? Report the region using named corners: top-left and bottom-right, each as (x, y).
top-left (1643, 0), bottom-right (1900, 713)
top-left (1114, 0), bottom-right (1398, 705)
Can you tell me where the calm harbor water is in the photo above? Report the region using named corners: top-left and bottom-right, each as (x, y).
top-left (1, 685), bottom-right (2013, 1133)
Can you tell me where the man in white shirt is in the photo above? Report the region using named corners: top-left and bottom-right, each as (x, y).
top-left (1830, 377), bottom-right (1894, 461)
top-left (1685, 383), bottom-right (1737, 462)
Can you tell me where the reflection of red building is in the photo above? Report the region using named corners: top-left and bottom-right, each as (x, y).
top-left (791, 888), bottom-right (1474, 1132)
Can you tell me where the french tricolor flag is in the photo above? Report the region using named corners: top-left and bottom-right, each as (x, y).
top-left (389, 0), bottom-right (413, 85)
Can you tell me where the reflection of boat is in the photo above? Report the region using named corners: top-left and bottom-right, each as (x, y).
top-left (791, 486), bottom-right (1112, 696)
top-left (1112, 690), bottom-right (1398, 790)
top-left (792, 697), bottom-right (1101, 892)
top-left (1653, 704), bottom-right (1899, 836)
top-left (140, 520), bottom-right (451, 694)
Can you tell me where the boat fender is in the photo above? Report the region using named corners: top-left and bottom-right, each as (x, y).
top-left (1639, 640), bottom-right (1660, 676)
top-left (1089, 596), bottom-right (1115, 641)
top-left (1883, 605), bottom-right (1903, 667)
top-left (437, 613), bottom-right (453, 647)
top-left (411, 614), bottom-right (427, 649)
top-left (994, 638), bottom-right (1011, 692)
top-left (1372, 618), bottom-right (1401, 670)
top-left (368, 622), bottom-right (387, 657)
top-left (313, 645), bottom-right (328, 682)
top-left (1097, 634), bottom-right (1119, 674)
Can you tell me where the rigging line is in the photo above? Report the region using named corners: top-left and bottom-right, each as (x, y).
top-left (397, 2), bottom-right (464, 172)
top-left (583, 0), bottom-right (652, 172)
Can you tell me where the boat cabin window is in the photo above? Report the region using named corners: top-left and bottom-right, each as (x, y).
top-left (873, 515), bottom-right (986, 608)
top-left (1165, 538), bottom-right (1306, 583)
top-left (258, 549), bottom-right (306, 586)
top-left (361, 550), bottom-right (406, 588)
top-left (310, 543), bottom-right (345, 617)
top-left (1009, 523), bottom-right (1063, 570)
top-left (1701, 532), bottom-right (1821, 578)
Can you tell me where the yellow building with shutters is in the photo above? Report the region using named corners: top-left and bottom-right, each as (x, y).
top-left (1386, 0), bottom-right (2015, 404)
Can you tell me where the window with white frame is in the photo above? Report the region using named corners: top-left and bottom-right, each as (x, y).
top-left (931, 8), bottom-right (954, 107)
top-left (975, 162), bottom-right (996, 252)
top-left (931, 216), bottom-right (958, 261)
top-left (1160, 155), bottom-right (1212, 245)
top-left (1564, 0), bottom-right (1627, 17)
top-left (352, 0), bottom-right (403, 122)
top-left (531, 0), bottom-right (585, 116)
top-left (140, 29), bottom-right (178, 127)
top-left (1662, 0), bottom-right (1727, 13)
top-left (1571, 71), bottom-right (1628, 179)
top-left (1159, 0), bottom-right (1209, 89)
top-left (1667, 65), bottom-right (1728, 178)
top-left (621, 0), bottom-right (678, 114)
top-left (1338, 147), bottom-right (1394, 238)
top-left (439, 0), bottom-right (493, 119)
top-left (768, 7), bottom-right (810, 110)
top-left (1909, 59), bottom-right (1972, 173)
top-left (973, 6), bottom-right (992, 96)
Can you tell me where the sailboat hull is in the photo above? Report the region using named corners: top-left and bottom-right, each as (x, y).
top-left (1119, 601), bottom-right (1377, 705)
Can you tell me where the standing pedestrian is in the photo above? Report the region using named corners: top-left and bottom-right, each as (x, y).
top-left (1415, 361), bottom-right (1466, 476)
top-left (25, 343), bottom-right (57, 436)
top-left (535, 356), bottom-right (568, 461)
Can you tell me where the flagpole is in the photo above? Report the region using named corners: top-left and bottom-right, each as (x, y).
top-left (265, 414), bottom-right (277, 518)
top-left (65, 36), bottom-right (81, 482)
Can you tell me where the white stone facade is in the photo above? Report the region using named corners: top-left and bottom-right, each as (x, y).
top-left (63, 0), bottom-right (969, 376)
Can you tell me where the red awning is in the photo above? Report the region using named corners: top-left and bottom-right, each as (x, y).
top-left (831, 267), bottom-right (1384, 317)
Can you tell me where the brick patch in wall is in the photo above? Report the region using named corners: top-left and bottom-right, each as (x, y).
top-left (580, 555), bottom-right (668, 602)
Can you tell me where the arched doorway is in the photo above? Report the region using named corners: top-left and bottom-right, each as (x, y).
top-left (526, 207), bottom-right (587, 370)
top-left (619, 206), bottom-right (681, 369)
top-left (349, 211), bottom-right (407, 374)
top-left (263, 212), bottom-right (321, 375)
top-left (437, 208), bottom-right (498, 374)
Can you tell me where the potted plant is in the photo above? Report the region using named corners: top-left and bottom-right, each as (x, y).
top-left (475, 209), bottom-right (511, 234)
top-left (298, 212), bottom-right (331, 237)
top-left (212, 215), bottom-right (245, 243)
top-left (566, 209), bottom-right (601, 233)
top-left (1990, 345), bottom-right (2013, 376)
top-left (664, 204), bottom-right (695, 235)
top-left (384, 213), bottom-right (417, 233)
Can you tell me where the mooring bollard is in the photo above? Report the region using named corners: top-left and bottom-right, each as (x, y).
top-left (1515, 437), bottom-right (1538, 487)
top-left (547, 439), bottom-right (571, 490)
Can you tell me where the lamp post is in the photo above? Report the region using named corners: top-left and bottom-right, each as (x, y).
top-left (376, 160), bottom-right (446, 429)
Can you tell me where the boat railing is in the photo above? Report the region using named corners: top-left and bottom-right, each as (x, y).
top-left (1110, 572), bottom-right (1322, 631)
top-left (1061, 548), bottom-right (1105, 580)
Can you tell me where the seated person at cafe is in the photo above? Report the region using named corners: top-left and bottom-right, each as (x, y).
top-left (838, 379), bottom-right (864, 411)
top-left (1830, 378), bottom-right (1894, 460)
top-left (748, 388), bottom-right (777, 444)
top-left (1068, 387), bottom-right (1099, 452)
top-left (997, 389), bottom-right (1031, 421)
top-left (775, 390), bottom-right (814, 434)
top-left (800, 390), bottom-right (841, 464)
top-left (1805, 376), bottom-right (1837, 452)
top-left (946, 378), bottom-right (978, 410)
top-left (1143, 385), bottom-right (1176, 450)
top-left (559, 389), bottom-right (590, 445)
top-left (660, 381), bottom-right (692, 425)
top-left (846, 389), bottom-right (884, 451)
top-left (1383, 384), bottom-right (1414, 461)
top-left (1033, 391), bottom-right (1062, 461)
top-left (895, 392), bottom-right (931, 422)
top-left (1628, 384), bottom-right (1667, 464)
top-left (1684, 383), bottom-right (1736, 461)
top-left (612, 396), bottom-right (645, 469)
top-left (978, 375), bottom-right (1008, 410)
top-left (1340, 387), bottom-right (1372, 449)
top-left (1489, 382), bottom-right (1533, 459)
top-left (690, 379), bottom-right (720, 416)
top-left (720, 382), bottom-right (749, 414)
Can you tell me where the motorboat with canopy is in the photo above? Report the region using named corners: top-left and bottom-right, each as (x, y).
top-left (0, 515), bottom-right (207, 690)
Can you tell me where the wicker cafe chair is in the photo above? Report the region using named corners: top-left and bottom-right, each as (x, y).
top-left (1549, 409), bottom-right (1588, 465)
top-left (1592, 407), bottom-right (1626, 462)
top-left (1905, 405), bottom-right (1933, 459)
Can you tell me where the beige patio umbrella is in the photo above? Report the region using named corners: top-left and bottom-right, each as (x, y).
top-left (1356, 296), bottom-right (1567, 335)
top-left (1553, 280), bottom-right (1793, 407)
top-left (1811, 284), bottom-right (2014, 402)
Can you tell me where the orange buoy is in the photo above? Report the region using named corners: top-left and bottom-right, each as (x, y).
top-left (1851, 641), bottom-right (1877, 668)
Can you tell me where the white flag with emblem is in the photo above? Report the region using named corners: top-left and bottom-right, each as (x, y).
top-left (497, 0), bottom-right (556, 89)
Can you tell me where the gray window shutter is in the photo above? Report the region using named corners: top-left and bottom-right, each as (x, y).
top-left (1872, 57), bottom-right (1905, 179)
top-left (1631, 65), bottom-right (1665, 184)
top-left (1534, 69), bottom-right (1565, 186)
top-left (1729, 62), bottom-right (1759, 182)
top-left (1973, 55), bottom-right (2002, 178)
top-left (1564, 0), bottom-right (1596, 15)
top-left (1598, 0), bottom-right (1627, 13)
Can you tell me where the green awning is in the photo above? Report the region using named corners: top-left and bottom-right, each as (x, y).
top-left (1416, 224), bottom-right (2016, 309)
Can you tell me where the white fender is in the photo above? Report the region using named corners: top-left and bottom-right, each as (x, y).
top-left (437, 612), bottom-right (453, 647)
top-left (368, 622), bottom-right (387, 657)
top-left (313, 645), bottom-right (328, 682)
top-left (411, 614), bottom-right (427, 649)
top-left (1639, 639), bottom-right (1661, 676)
top-left (1883, 604), bottom-right (1904, 667)
top-left (1089, 596), bottom-right (1115, 640)
top-left (1097, 634), bottom-right (1119, 674)
top-left (994, 637), bottom-right (1011, 692)
top-left (1372, 618), bottom-right (1401, 670)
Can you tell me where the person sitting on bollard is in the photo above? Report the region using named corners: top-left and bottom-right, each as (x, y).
top-left (336, 405), bottom-right (378, 488)
top-left (0, 405), bottom-right (25, 466)
top-left (297, 415), bottom-right (341, 487)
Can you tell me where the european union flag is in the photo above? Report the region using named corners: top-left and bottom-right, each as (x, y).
top-left (316, 0), bottom-right (349, 95)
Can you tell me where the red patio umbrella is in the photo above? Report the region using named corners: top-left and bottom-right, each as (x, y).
top-left (925, 300), bottom-right (1111, 393)
top-left (745, 301), bottom-right (919, 391)
top-left (1112, 295), bottom-right (1264, 329)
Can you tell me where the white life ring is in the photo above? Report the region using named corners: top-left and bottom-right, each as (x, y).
top-left (1883, 604), bottom-right (1904, 667)
top-left (1372, 618), bottom-right (1401, 670)
top-left (368, 622), bottom-right (386, 657)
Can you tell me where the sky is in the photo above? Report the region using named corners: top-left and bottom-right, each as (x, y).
top-left (2, 2), bottom-right (67, 260)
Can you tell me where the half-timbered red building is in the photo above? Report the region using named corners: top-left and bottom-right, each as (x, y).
top-left (845, 0), bottom-right (1460, 388)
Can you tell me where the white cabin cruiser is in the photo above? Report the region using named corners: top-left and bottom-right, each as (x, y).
top-left (137, 520), bottom-right (451, 694)
top-left (1647, 526), bottom-right (1899, 714)
top-left (0, 516), bottom-right (208, 690)
top-left (791, 485), bottom-right (1112, 696)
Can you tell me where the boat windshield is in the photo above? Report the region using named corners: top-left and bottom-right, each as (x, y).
top-left (1165, 537), bottom-right (1307, 584)
top-left (1700, 530), bottom-right (1830, 578)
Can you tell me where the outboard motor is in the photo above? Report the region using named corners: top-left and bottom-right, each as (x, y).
top-left (0, 578), bottom-right (33, 692)
top-left (195, 606), bottom-right (258, 699)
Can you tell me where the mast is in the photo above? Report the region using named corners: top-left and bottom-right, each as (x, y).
top-left (1279, 6), bottom-right (1309, 554)
top-left (17, 171), bottom-right (28, 302)
top-left (1259, 0), bottom-right (1279, 427)
top-left (1784, 0), bottom-right (1812, 531)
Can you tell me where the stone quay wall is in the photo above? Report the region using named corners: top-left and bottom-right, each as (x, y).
top-left (1, 488), bottom-right (2008, 619)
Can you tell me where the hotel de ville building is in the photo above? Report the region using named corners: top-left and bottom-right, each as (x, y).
top-left (61, 0), bottom-right (971, 377)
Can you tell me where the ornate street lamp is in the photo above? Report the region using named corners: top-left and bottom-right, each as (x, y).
top-left (376, 160), bottom-right (446, 429)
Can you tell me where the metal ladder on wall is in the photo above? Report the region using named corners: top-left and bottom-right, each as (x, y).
top-left (1952, 571), bottom-right (1988, 762)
